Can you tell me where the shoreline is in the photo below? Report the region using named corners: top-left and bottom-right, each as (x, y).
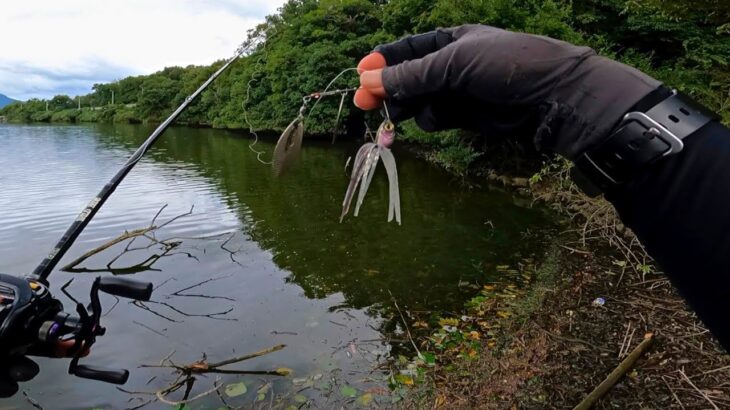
top-left (392, 156), bottom-right (730, 408)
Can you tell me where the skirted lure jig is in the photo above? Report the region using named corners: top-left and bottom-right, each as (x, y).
top-left (340, 117), bottom-right (401, 225)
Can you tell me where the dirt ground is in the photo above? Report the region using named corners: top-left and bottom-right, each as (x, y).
top-left (390, 149), bottom-right (730, 409)
top-left (410, 245), bottom-right (730, 409)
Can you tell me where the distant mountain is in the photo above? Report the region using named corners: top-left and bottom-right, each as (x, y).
top-left (0, 93), bottom-right (18, 108)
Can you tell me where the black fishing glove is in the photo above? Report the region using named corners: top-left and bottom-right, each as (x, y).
top-left (375, 24), bottom-right (661, 159)
top-left (0, 355), bottom-right (39, 397)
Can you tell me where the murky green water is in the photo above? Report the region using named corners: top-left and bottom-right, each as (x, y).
top-left (0, 123), bottom-right (552, 409)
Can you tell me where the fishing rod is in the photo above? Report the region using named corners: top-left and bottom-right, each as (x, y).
top-left (0, 44), bottom-right (250, 391)
top-left (31, 49), bottom-right (248, 282)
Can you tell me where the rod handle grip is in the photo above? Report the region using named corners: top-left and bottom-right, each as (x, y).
top-left (98, 277), bottom-right (153, 301)
top-left (73, 365), bottom-right (129, 384)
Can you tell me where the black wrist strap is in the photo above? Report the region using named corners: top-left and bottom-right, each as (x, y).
top-left (572, 90), bottom-right (718, 197)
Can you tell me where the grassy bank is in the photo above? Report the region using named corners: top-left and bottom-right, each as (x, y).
top-left (387, 142), bottom-right (730, 407)
top-left (397, 239), bottom-right (730, 408)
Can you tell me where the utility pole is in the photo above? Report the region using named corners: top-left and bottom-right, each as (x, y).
top-left (111, 90), bottom-right (115, 105)
top-left (46, 101), bottom-right (49, 112)
top-left (77, 96), bottom-right (81, 110)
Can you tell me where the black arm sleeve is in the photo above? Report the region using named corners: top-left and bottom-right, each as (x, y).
top-left (606, 120), bottom-right (730, 350)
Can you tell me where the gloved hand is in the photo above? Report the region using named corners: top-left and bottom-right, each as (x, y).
top-left (0, 355), bottom-right (39, 398)
top-left (354, 24), bottom-right (662, 159)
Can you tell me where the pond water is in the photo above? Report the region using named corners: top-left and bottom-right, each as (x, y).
top-left (0, 123), bottom-right (552, 409)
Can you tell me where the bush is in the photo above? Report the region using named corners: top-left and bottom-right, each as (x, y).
top-left (77, 109), bottom-right (99, 123)
top-left (50, 109), bottom-right (78, 122)
top-left (113, 106), bottom-right (141, 123)
top-left (434, 144), bottom-right (482, 176)
top-left (29, 111), bottom-right (51, 122)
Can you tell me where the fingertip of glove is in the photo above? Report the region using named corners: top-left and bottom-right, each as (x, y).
top-left (354, 88), bottom-right (382, 110)
top-left (357, 52), bottom-right (386, 73)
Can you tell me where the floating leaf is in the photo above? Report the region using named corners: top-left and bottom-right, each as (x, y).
top-left (357, 393), bottom-right (374, 406)
top-left (413, 321), bottom-right (429, 328)
top-left (340, 385), bottom-right (358, 398)
top-left (225, 381), bottom-right (248, 397)
top-left (421, 352), bottom-right (436, 365)
top-left (293, 394), bottom-right (308, 403)
top-left (257, 383), bottom-right (271, 394)
top-left (394, 374), bottom-right (414, 385)
top-left (256, 383), bottom-right (271, 402)
top-left (276, 367), bottom-right (293, 376)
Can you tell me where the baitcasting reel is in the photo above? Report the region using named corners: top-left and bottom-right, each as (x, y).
top-left (0, 273), bottom-right (152, 384)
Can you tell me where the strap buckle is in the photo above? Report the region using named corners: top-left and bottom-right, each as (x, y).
top-left (622, 112), bottom-right (683, 156)
top-left (573, 90), bottom-right (714, 196)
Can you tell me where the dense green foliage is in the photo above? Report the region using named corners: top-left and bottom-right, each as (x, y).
top-left (3, 0), bottom-right (727, 170)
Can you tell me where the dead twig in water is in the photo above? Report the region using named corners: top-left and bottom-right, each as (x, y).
top-left (62, 204), bottom-right (242, 274)
top-left (137, 299), bottom-right (236, 321)
top-left (62, 204), bottom-right (192, 273)
top-left (22, 391), bottom-right (43, 410)
top-left (120, 345), bottom-right (288, 407)
top-left (388, 290), bottom-right (423, 360)
top-left (170, 274), bottom-right (236, 301)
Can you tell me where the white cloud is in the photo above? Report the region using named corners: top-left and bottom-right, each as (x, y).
top-left (0, 0), bottom-right (284, 100)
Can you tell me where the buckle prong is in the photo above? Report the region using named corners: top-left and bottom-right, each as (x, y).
top-left (622, 112), bottom-right (684, 156)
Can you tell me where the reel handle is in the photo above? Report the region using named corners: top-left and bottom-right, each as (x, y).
top-left (72, 364), bottom-right (129, 385)
top-left (98, 277), bottom-right (153, 301)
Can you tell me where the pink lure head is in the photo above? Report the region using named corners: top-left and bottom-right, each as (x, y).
top-left (377, 120), bottom-right (395, 148)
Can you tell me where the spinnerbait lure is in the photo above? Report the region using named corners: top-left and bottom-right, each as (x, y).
top-left (272, 79), bottom-right (402, 225)
top-left (340, 118), bottom-right (401, 225)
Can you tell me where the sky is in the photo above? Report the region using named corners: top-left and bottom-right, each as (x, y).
top-left (0, 0), bottom-right (285, 101)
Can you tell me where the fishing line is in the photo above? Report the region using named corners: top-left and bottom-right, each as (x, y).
top-left (242, 28), bottom-right (276, 165)
top-left (242, 37), bottom-right (359, 164)
top-left (382, 99), bottom-right (391, 121)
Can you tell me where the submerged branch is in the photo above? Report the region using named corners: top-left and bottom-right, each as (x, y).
top-left (122, 345), bottom-right (288, 408)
